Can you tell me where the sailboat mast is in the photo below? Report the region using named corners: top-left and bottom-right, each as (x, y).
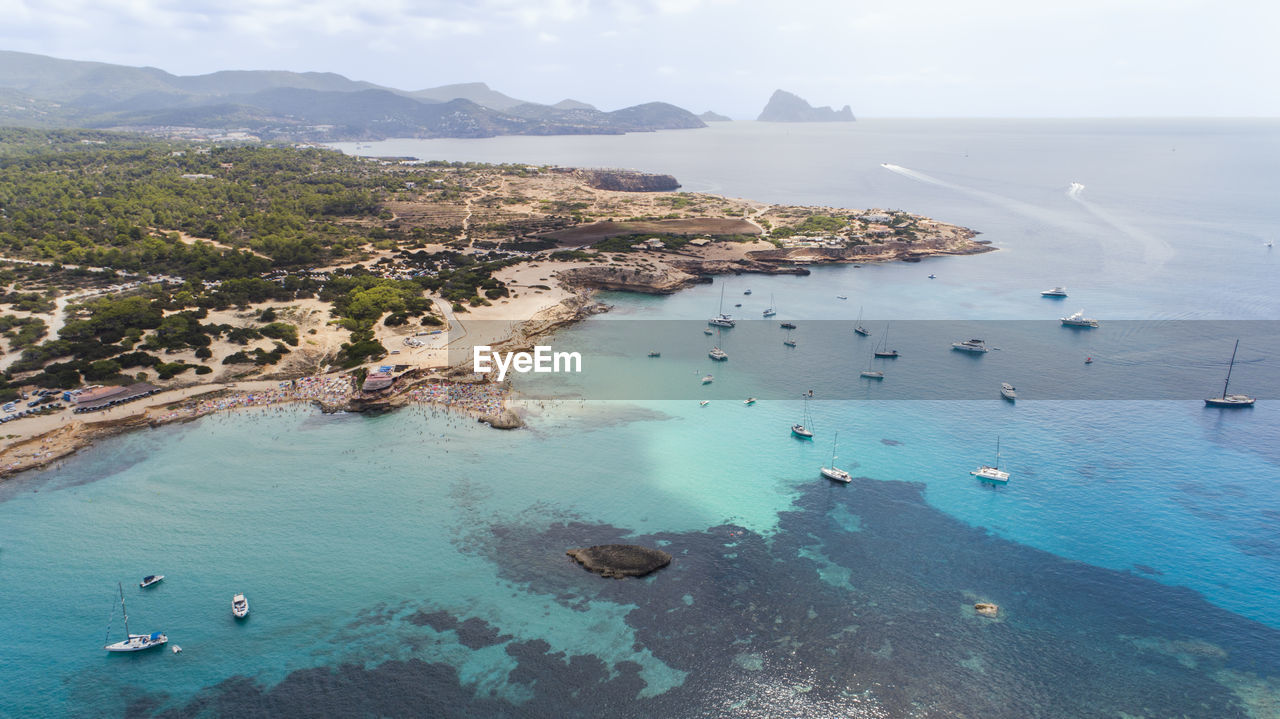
top-left (118, 582), bottom-right (130, 637)
top-left (1223, 339), bottom-right (1239, 399)
top-left (831, 432), bottom-right (839, 466)
top-left (994, 436), bottom-right (1001, 469)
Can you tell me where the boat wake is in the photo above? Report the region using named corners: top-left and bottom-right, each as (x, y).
top-left (1066, 181), bottom-right (1173, 271)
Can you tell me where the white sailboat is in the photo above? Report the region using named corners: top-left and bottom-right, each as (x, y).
top-left (854, 307), bottom-right (870, 336)
top-left (103, 582), bottom-right (167, 652)
top-left (763, 294), bottom-right (776, 317)
top-left (860, 344), bottom-right (884, 379)
top-left (1205, 339), bottom-right (1256, 407)
top-left (708, 284), bottom-right (735, 327)
top-left (820, 432), bottom-right (852, 483)
top-left (970, 437), bottom-right (1010, 483)
top-left (791, 393), bottom-right (815, 439)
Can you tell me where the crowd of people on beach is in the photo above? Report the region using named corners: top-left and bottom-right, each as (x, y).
top-left (156, 375), bottom-right (356, 421)
top-left (407, 382), bottom-right (506, 415)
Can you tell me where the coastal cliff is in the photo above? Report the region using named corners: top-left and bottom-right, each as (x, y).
top-left (555, 265), bottom-right (697, 294)
top-left (757, 90), bottom-right (855, 122)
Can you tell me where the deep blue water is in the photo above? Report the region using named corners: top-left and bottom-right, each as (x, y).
top-left (2, 121), bottom-right (1279, 717)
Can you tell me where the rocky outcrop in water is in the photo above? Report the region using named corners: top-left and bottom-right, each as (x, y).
top-left (478, 409), bottom-right (523, 430)
top-left (757, 90), bottom-right (854, 122)
top-left (567, 544), bottom-right (672, 578)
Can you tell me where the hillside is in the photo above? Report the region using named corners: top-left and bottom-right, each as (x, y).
top-left (0, 51), bottom-right (706, 140)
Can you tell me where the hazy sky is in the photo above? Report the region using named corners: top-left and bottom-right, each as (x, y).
top-left (4, 0), bottom-right (1277, 117)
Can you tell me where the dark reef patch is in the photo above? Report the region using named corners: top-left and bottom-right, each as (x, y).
top-left (143, 477), bottom-right (1280, 718)
top-left (880, 438), bottom-right (902, 446)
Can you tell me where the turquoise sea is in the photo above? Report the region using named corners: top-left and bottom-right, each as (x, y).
top-left (3, 121), bottom-right (1280, 717)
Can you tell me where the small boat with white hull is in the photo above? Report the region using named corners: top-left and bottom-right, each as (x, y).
top-left (853, 307), bottom-right (870, 336)
top-left (701, 374), bottom-right (714, 384)
top-left (1061, 310), bottom-right (1099, 328)
top-left (1041, 287), bottom-right (1068, 297)
top-left (104, 582), bottom-right (167, 652)
top-left (709, 346), bottom-right (728, 361)
top-left (1205, 339), bottom-right (1256, 407)
top-left (139, 575), bottom-right (164, 589)
top-left (780, 322), bottom-right (797, 330)
top-left (743, 397), bottom-right (756, 405)
top-left (952, 338), bottom-right (989, 353)
top-left (820, 433), bottom-right (852, 483)
top-left (1000, 383), bottom-right (1017, 401)
top-left (232, 594), bottom-right (249, 619)
top-left (762, 294), bottom-right (776, 317)
top-left (970, 437), bottom-right (1010, 483)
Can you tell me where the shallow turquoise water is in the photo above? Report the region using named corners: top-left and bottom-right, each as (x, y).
top-left (2, 120), bottom-right (1279, 717)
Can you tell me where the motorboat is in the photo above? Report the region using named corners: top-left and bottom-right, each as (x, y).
top-left (783, 339), bottom-right (797, 347)
top-left (699, 400), bottom-right (710, 406)
top-left (928, 274), bottom-right (937, 279)
top-left (744, 289), bottom-right (752, 295)
top-left (704, 329), bottom-right (714, 335)
top-left (647, 351), bottom-right (661, 358)
top-left (1000, 383), bottom-right (1017, 401)
top-left (232, 594), bottom-right (249, 619)
top-left (139, 575), bottom-right (164, 589)
top-left (1061, 310), bottom-right (1099, 328)
top-left (1041, 287), bottom-right (1068, 297)
top-left (860, 370), bottom-right (884, 379)
top-left (780, 322), bottom-right (797, 330)
top-left (952, 338), bottom-right (989, 353)
top-left (701, 374), bottom-right (714, 384)
top-left (743, 398), bottom-right (757, 405)
top-left (836, 295), bottom-right (848, 300)
top-left (103, 582), bottom-right (167, 652)
top-left (1205, 339), bottom-right (1256, 407)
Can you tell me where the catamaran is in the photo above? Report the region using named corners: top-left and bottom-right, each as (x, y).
top-left (820, 432), bottom-right (852, 483)
top-left (970, 437), bottom-right (1010, 483)
top-left (104, 582), bottom-right (167, 652)
top-left (709, 346), bottom-right (728, 361)
top-left (1205, 339), bottom-right (1256, 407)
top-left (1061, 310), bottom-right (1099, 328)
top-left (708, 285), bottom-right (735, 328)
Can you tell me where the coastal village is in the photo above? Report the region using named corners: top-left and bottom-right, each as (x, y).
top-left (0, 148), bottom-right (986, 477)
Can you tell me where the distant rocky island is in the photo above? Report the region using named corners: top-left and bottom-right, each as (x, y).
top-left (757, 90), bottom-right (855, 122)
top-left (698, 111), bottom-right (732, 122)
top-left (0, 50), bottom-right (705, 141)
